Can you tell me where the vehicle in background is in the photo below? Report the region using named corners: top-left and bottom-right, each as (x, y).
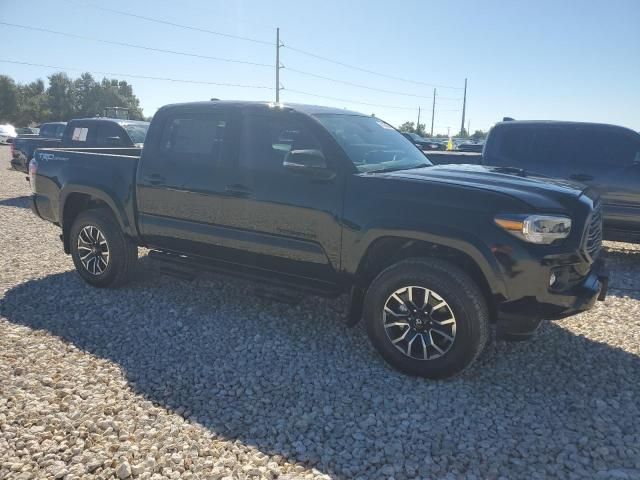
top-left (16, 127), bottom-right (40, 136)
top-left (0, 124), bottom-right (17, 144)
top-left (30, 101), bottom-right (607, 379)
top-left (457, 140), bottom-right (485, 153)
top-left (11, 118), bottom-right (149, 172)
top-left (104, 107), bottom-right (130, 120)
top-left (482, 120), bottom-right (640, 243)
top-left (402, 132), bottom-right (445, 151)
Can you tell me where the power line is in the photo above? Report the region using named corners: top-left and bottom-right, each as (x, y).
top-left (62, 0), bottom-right (273, 46)
top-left (286, 67), bottom-right (436, 99)
top-left (282, 44), bottom-right (463, 90)
top-left (0, 22), bottom-right (273, 68)
top-left (0, 59), bottom-right (274, 89)
top-left (285, 88), bottom-right (417, 110)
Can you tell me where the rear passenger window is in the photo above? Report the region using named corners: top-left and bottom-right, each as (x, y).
top-left (161, 116), bottom-right (227, 164)
top-left (240, 113), bottom-right (322, 170)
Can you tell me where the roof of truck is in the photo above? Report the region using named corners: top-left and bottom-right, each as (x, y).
top-left (67, 118), bottom-right (149, 126)
top-left (494, 119), bottom-right (638, 134)
top-left (157, 100), bottom-right (364, 117)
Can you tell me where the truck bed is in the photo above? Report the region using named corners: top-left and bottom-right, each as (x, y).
top-left (31, 147), bottom-right (142, 236)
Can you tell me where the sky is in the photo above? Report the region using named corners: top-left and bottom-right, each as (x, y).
top-left (1, 0), bottom-right (639, 134)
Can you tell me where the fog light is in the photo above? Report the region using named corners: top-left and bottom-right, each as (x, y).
top-left (549, 272), bottom-right (557, 287)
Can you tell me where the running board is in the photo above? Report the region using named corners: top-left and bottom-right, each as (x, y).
top-left (148, 250), bottom-right (342, 298)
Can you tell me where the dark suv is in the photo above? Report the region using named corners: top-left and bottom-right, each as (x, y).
top-left (483, 120), bottom-right (640, 243)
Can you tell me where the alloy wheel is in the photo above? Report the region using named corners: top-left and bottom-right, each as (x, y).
top-left (77, 225), bottom-right (110, 275)
top-left (383, 286), bottom-right (457, 360)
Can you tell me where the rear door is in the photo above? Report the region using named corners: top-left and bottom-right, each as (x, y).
top-left (136, 107), bottom-right (240, 254)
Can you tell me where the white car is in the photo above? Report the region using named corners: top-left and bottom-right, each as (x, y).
top-left (0, 124), bottom-right (17, 144)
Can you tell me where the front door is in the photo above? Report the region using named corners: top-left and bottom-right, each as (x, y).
top-left (219, 110), bottom-right (345, 283)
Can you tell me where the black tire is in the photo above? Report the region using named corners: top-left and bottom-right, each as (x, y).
top-left (70, 208), bottom-right (138, 288)
top-left (364, 258), bottom-right (488, 379)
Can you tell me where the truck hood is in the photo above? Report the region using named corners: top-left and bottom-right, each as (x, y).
top-left (372, 164), bottom-right (589, 210)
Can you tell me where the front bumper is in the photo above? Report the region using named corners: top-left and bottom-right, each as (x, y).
top-left (496, 258), bottom-right (608, 339)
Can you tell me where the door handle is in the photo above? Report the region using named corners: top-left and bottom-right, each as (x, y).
top-left (570, 173), bottom-right (594, 182)
top-left (225, 184), bottom-right (252, 197)
top-left (147, 174), bottom-right (166, 186)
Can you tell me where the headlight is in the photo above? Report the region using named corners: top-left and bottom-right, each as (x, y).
top-left (495, 214), bottom-right (572, 244)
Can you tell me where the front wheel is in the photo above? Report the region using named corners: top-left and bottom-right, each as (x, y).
top-left (70, 208), bottom-right (138, 288)
top-left (364, 258), bottom-right (488, 379)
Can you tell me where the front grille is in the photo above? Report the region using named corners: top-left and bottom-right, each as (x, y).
top-left (584, 202), bottom-right (603, 260)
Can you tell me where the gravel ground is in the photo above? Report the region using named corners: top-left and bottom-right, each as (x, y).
top-left (1, 145), bottom-right (639, 480)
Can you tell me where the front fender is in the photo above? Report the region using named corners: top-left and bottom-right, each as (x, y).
top-left (344, 220), bottom-right (508, 299)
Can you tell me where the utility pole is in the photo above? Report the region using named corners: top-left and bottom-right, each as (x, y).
top-left (275, 27), bottom-right (281, 103)
top-left (467, 120), bottom-right (470, 137)
top-left (430, 88), bottom-right (436, 137)
top-left (416, 106), bottom-right (421, 133)
top-left (460, 77), bottom-right (467, 136)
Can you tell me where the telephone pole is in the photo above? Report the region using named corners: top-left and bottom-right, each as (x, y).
top-left (430, 88), bottom-right (436, 137)
top-left (275, 27), bottom-right (281, 103)
top-left (416, 106), bottom-right (421, 133)
top-left (460, 77), bottom-right (467, 136)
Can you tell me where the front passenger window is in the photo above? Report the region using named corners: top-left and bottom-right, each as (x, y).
top-left (240, 113), bottom-right (323, 170)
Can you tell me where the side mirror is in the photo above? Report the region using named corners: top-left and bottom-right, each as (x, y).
top-left (104, 136), bottom-right (123, 146)
top-left (283, 149), bottom-right (333, 177)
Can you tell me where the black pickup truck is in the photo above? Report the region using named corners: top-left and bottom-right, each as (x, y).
top-left (11, 118), bottom-right (148, 172)
top-left (30, 101), bottom-right (607, 378)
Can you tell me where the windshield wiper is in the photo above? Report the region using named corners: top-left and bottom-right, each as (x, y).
top-left (365, 163), bottom-right (431, 174)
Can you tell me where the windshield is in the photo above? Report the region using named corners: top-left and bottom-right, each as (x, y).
top-left (122, 123), bottom-right (149, 144)
top-left (314, 114), bottom-right (432, 172)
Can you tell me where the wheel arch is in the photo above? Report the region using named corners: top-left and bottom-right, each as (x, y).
top-left (59, 186), bottom-right (133, 254)
top-left (346, 234), bottom-right (507, 325)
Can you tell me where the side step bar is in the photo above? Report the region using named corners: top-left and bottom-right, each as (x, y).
top-left (148, 250), bottom-right (343, 298)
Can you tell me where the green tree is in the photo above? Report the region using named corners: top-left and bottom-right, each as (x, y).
top-left (46, 73), bottom-right (76, 121)
top-left (398, 121), bottom-right (415, 133)
top-left (15, 79), bottom-right (49, 125)
top-left (471, 129), bottom-right (486, 140)
top-left (0, 75), bottom-right (19, 123)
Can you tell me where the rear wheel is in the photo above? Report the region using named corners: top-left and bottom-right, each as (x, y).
top-left (364, 258), bottom-right (488, 379)
top-left (70, 208), bottom-right (137, 287)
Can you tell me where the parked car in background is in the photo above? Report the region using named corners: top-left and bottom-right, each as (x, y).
top-left (483, 120), bottom-right (640, 243)
top-left (457, 140), bottom-right (485, 153)
top-left (16, 127), bottom-right (40, 136)
top-left (0, 124), bottom-right (17, 144)
top-left (11, 118), bottom-right (149, 172)
top-left (10, 122), bottom-right (66, 171)
top-left (29, 100), bottom-right (607, 379)
top-left (402, 132), bottom-right (445, 151)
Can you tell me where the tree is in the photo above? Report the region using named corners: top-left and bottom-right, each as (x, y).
top-left (46, 73), bottom-right (76, 121)
top-left (471, 130), bottom-right (487, 140)
top-left (0, 75), bottom-right (19, 123)
top-left (15, 79), bottom-right (49, 125)
top-left (398, 121), bottom-right (415, 133)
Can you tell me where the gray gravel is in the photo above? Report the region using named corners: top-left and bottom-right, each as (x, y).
top-left (1, 145), bottom-right (640, 479)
